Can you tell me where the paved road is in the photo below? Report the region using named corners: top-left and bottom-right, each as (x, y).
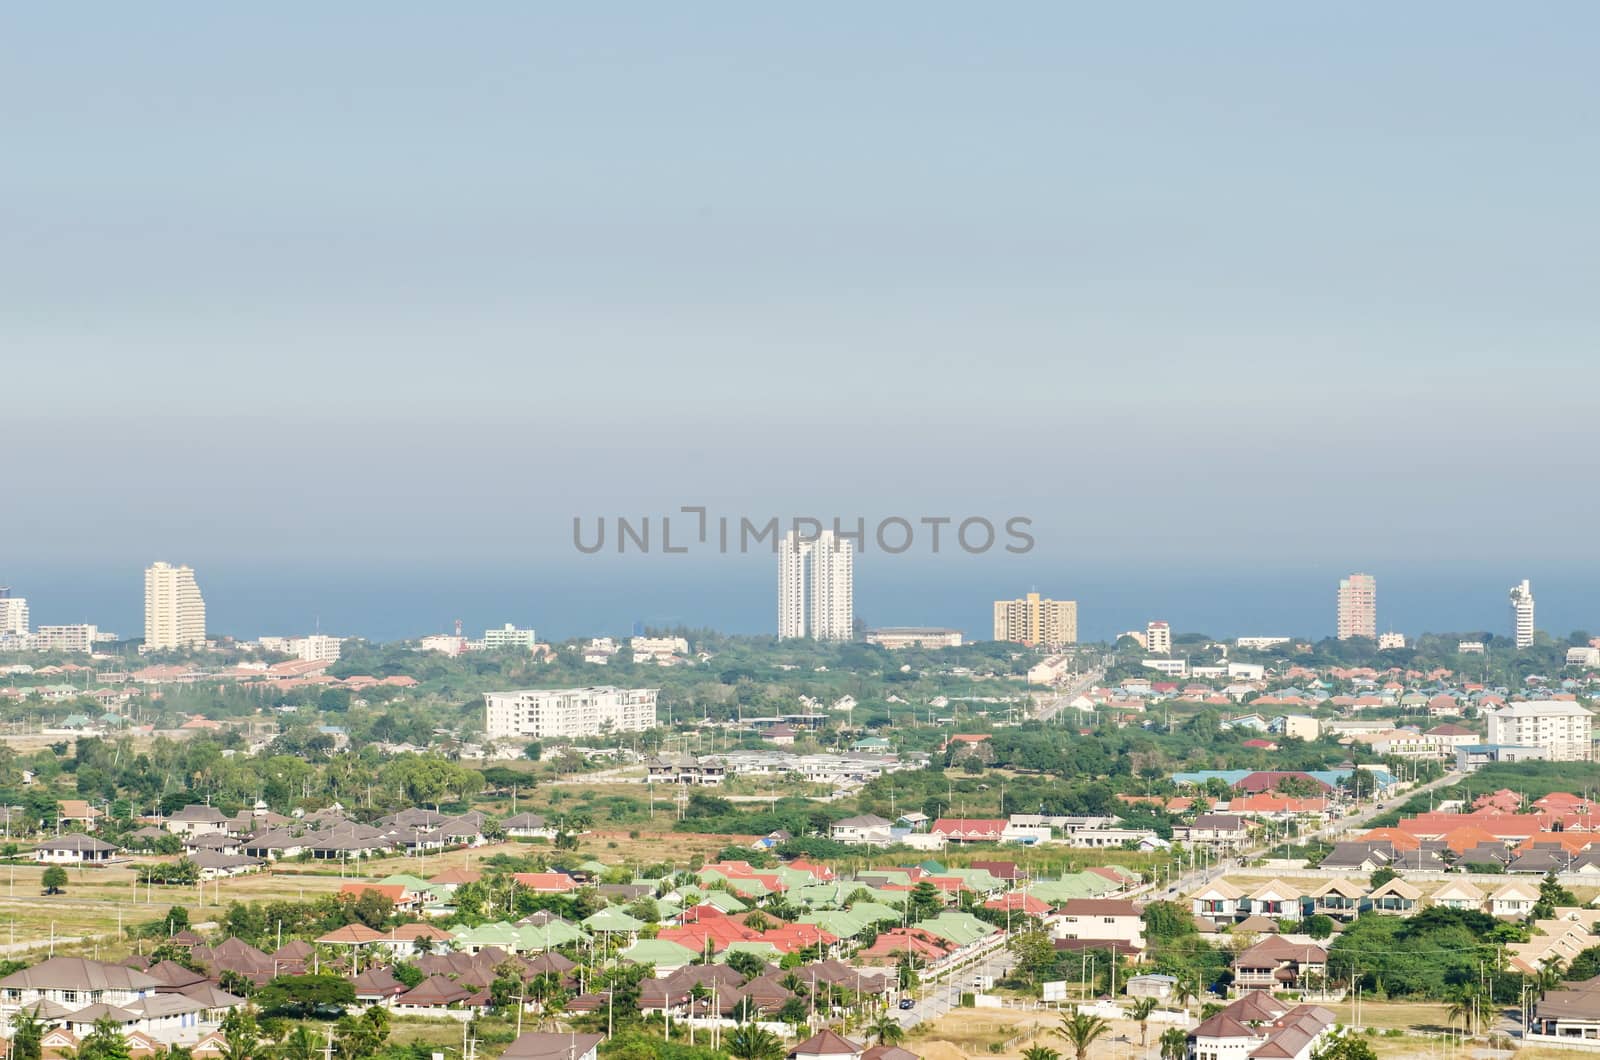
top-left (1035, 670), bottom-right (1106, 722)
top-left (894, 943), bottom-right (1018, 1028)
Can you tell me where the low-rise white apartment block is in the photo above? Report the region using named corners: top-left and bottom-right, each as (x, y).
top-left (1567, 646), bottom-right (1600, 668)
top-left (33, 625), bottom-right (99, 653)
top-left (1378, 632), bottom-right (1406, 650)
top-left (484, 686), bottom-right (659, 740)
top-left (259, 634), bottom-right (342, 661)
top-left (865, 627), bottom-right (964, 649)
top-left (631, 635), bottom-right (688, 662)
top-left (483, 624), bottom-right (538, 651)
top-left (417, 634), bottom-right (467, 656)
top-left (1369, 729), bottom-right (1446, 758)
top-left (296, 634), bottom-right (342, 661)
top-left (1458, 641), bottom-right (1486, 654)
top-left (1486, 701), bottom-right (1594, 761)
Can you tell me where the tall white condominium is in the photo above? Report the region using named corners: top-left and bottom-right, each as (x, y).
top-left (483, 686), bottom-right (659, 739)
top-left (1335, 573), bottom-right (1377, 640)
top-left (1486, 700), bottom-right (1592, 761)
top-left (809, 530), bottom-right (855, 641)
top-left (1145, 620), bottom-right (1172, 655)
top-left (778, 531), bottom-right (811, 639)
top-left (0, 589), bottom-right (28, 636)
top-left (144, 562), bottom-right (207, 650)
top-left (1509, 579), bottom-right (1535, 649)
top-left (776, 530), bottom-right (855, 641)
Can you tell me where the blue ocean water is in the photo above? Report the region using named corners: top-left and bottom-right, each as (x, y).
top-left (7, 558), bottom-right (1597, 645)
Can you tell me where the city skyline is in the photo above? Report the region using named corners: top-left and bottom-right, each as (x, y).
top-left (0, 559), bottom-right (1594, 648)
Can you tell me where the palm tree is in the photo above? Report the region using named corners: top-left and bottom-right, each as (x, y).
top-left (1056, 1012), bottom-right (1111, 1060)
top-left (540, 989), bottom-right (568, 1030)
top-left (1172, 977), bottom-right (1198, 1014)
top-left (1022, 1048), bottom-right (1062, 1060)
top-left (218, 1026), bottom-right (258, 1060)
top-left (278, 1027), bottom-right (317, 1060)
top-left (1128, 997), bottom-right (1158, 1047)
top-left (1447, 989), bottom-right (1481, 1037)
top-left (1536, 962), bottom-right (1565, 998)
top-left (724, 1024), bottom-right (786, 1060)
top-left (867, 1016), bottom-right (907, 1046)
top-left (1159, 1027), bottom-right (1188, 1060)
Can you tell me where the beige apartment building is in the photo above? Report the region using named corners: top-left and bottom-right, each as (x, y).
top-left (993, 592), bottom-right (1077, 648)
top-left (1336, 573), bottom-right (1376, 640)
top-left (34, 625), bottom-right (99, 653)
top-left (144, 562), bottom-right (206, 650)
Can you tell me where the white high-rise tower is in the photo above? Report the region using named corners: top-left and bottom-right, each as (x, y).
top-left (809, 531), bottom-right (855, 641)
top-left (0, 589), bottom-right (28, 637)
top-left (776, 530), bottom-right (855, 641)
top-left (1509, 579), bottom-right (1535, 649)
top-left (144, 562), bottom-right (207, 650)
top-left (778, 531), bottom-right (810, 639)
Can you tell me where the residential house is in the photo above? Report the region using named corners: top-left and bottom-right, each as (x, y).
top-left (501, 813), bottom-right (555, 839)
top-left (1051, 899), bottom-right (1146, 956)
top-left (163, 805), bottom-right (230, 837)
top-left (829, 814), bottom-right (894, 846)
top-left (1190, 880), bottom-right (1245, 922)
top-left (1306, 879), bottom-right (1364, 921)
top-left (1489, 880), bottom-right (1540, 918)
top-left (930, 818), bottom-right (1006, 843)
top-left (644, 754), bottom-right (726, 786)
top-left (34, 834), bottom-right (118, 864)
top-left (1531, 975), bottom-right (1600, 1046)
top-left (790, 1030), bottom-right (864, 1060)
top-left (1232, 937), bottom-right (1328, 994)
top-left (1428, 880), bottom-right (1486, 912)
top-left (1187, 996), bottom-right (1336, 1060)
top-left (1183, 814), bottom-right (1249, 851)
top-left (1365, 877), bottom-right (1421, 916)
top-left (56, 801), bottom-right (103, 831)
top-left (0, 957), bottom-right (158, 1010)
top-left (1243, 881), bottom-right (1301, 921)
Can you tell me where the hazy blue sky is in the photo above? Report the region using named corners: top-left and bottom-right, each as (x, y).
top-left (5, 5), bottom-right (1598, 637)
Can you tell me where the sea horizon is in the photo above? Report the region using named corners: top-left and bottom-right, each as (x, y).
top-left (6, 559), bottom-right (1596, 648)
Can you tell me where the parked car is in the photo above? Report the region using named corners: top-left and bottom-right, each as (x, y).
top-left (898, 999), bottom-right (915, 1010)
